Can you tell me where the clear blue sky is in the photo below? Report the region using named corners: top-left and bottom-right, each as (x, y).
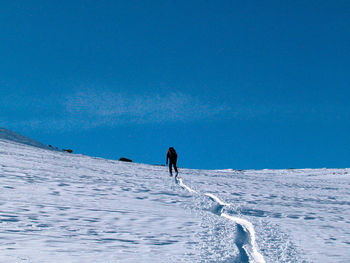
top-left (1, 0), bottom-right (349, 169)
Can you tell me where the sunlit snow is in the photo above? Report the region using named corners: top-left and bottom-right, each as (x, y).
top-left (0, 128), bottom-right (349, 262)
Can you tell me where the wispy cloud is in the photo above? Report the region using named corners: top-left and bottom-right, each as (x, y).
top-left (64, 90), bottom-right (231, 128)
top-left (4, 88), bottom-right (344, 132)
top-left (1, 90), bottom-right (231, 131)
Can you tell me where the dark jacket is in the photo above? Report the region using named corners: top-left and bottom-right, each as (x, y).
top-left (166, 148), bottom-right (177, 164)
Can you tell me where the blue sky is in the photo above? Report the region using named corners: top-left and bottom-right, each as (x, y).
top-left (1, 0), bottom-right (349, 169)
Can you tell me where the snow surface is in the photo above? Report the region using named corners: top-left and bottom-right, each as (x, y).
top-left (0, 130), bottom-right (350, 262)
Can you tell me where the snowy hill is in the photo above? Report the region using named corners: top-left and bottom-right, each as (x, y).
top-left (0, 127), bottom-right (51, 150)
top-left (0, 131), bottom-right (349, 262)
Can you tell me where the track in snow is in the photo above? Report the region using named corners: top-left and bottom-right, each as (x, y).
top-left (176, 177), bottom-right (265, 263)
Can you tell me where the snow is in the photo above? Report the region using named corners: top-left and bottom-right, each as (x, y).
top-left (0, 129), bottom-right (350, 262)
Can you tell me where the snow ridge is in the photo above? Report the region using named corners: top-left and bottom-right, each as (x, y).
top-left (0, 127), bottom-right (51, 150)
top-left (176, 177), bottom-right (198, 194)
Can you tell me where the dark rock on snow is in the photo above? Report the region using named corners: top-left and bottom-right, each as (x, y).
top-left (119, 157), bottom-right (132, 162)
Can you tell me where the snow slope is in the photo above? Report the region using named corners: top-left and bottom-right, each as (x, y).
top-left (0, 127), bottom-right (52, 150)
top-left (0, 131), bottom-right (349, 262)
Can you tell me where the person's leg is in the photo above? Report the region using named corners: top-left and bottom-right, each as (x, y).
top-left (174, 160), bottom-right (178, 176)
top-left (169, 161), bottom-right (173, 176)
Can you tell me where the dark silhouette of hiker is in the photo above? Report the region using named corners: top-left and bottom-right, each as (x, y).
top-left (166, 147), bottom-right (178, 177)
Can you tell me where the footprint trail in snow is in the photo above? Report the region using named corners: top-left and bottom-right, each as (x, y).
top-left (176, 176), bottom-right (265, 263)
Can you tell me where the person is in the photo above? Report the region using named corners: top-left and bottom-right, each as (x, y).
top-left (166, 147), bottom-right (178, 177)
